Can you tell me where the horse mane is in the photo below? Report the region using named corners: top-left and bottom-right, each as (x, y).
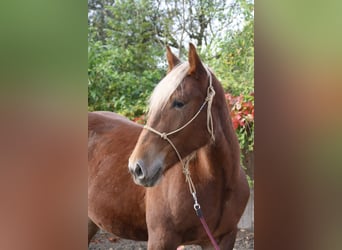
top-left (148, 62), bottom-right (189, 118)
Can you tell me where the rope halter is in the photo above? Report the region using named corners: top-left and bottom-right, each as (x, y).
top-left (143, 65), bottom-right (215, 196)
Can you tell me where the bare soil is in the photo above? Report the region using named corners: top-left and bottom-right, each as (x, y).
top-left (89, 229), bottom-right (254, 250)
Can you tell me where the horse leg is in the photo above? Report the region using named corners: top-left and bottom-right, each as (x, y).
top-left (147, 229), bottom-right (182, 250)
top-left (218, 227), bottom-right (238, 250)
top-left (88, 218), bottom-right (99, 245)
top-left (201, 228), bottom-right (238, 250)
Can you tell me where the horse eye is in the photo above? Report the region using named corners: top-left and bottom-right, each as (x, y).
top-left (172, 100), bottom-right (185, 109)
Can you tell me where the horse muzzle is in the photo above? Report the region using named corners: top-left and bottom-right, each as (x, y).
top-left (128, 158), bottom-right (163, 187)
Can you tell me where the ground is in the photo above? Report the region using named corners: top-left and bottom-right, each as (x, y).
top-left (89, 229), bottom-right (254, 250)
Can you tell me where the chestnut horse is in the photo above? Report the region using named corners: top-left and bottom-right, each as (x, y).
top-left (88, 44), bottom-right (250, 249)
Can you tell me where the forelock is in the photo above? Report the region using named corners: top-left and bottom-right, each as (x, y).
top-left (148, 62), bottom-right (189, 118)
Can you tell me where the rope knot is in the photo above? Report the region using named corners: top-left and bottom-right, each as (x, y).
top-left (160, 133), bottom-right (167, 140)
top-left (208, 85), bottom-right (215, 93)
top-left (207, 87), bottom-right (215, 98)
top-left (183, 167), bottom-right (190, 176)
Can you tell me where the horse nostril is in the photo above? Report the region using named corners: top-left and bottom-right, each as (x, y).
top-left (134, 162), bottom-right (145, 179)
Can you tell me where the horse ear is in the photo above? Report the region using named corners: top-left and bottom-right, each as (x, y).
top-left (166, 46), bottom-right (180, 73)
top-left (188, 43), bottom-right (205, 77)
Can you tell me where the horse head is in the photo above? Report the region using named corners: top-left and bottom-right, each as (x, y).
top-left (129, 44), bottom-right (216, 187)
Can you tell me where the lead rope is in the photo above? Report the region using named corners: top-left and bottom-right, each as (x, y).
top-left (144, 66), bottom-right (220, 250)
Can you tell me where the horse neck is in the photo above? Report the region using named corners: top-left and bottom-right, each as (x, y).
top-left (203, 79), bottom-right (241, 188)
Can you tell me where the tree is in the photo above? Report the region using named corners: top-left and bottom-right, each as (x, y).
top-left (152, 0), bottom-right (244, 58)
top-left (88, 0), bottom-right (165, 118)
top-left (88, 0), bottom-right (116, 42)
top-left (204, 0), bottom-right (254, 95)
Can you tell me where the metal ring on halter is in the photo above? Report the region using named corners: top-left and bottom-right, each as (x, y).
top-left (194, 203), bottom-right (202, 217)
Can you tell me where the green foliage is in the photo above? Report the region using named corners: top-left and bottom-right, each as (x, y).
top-left (88, 0), bottom-right (165, 118)
top-left (204, 0), bottom-right (254, 96)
